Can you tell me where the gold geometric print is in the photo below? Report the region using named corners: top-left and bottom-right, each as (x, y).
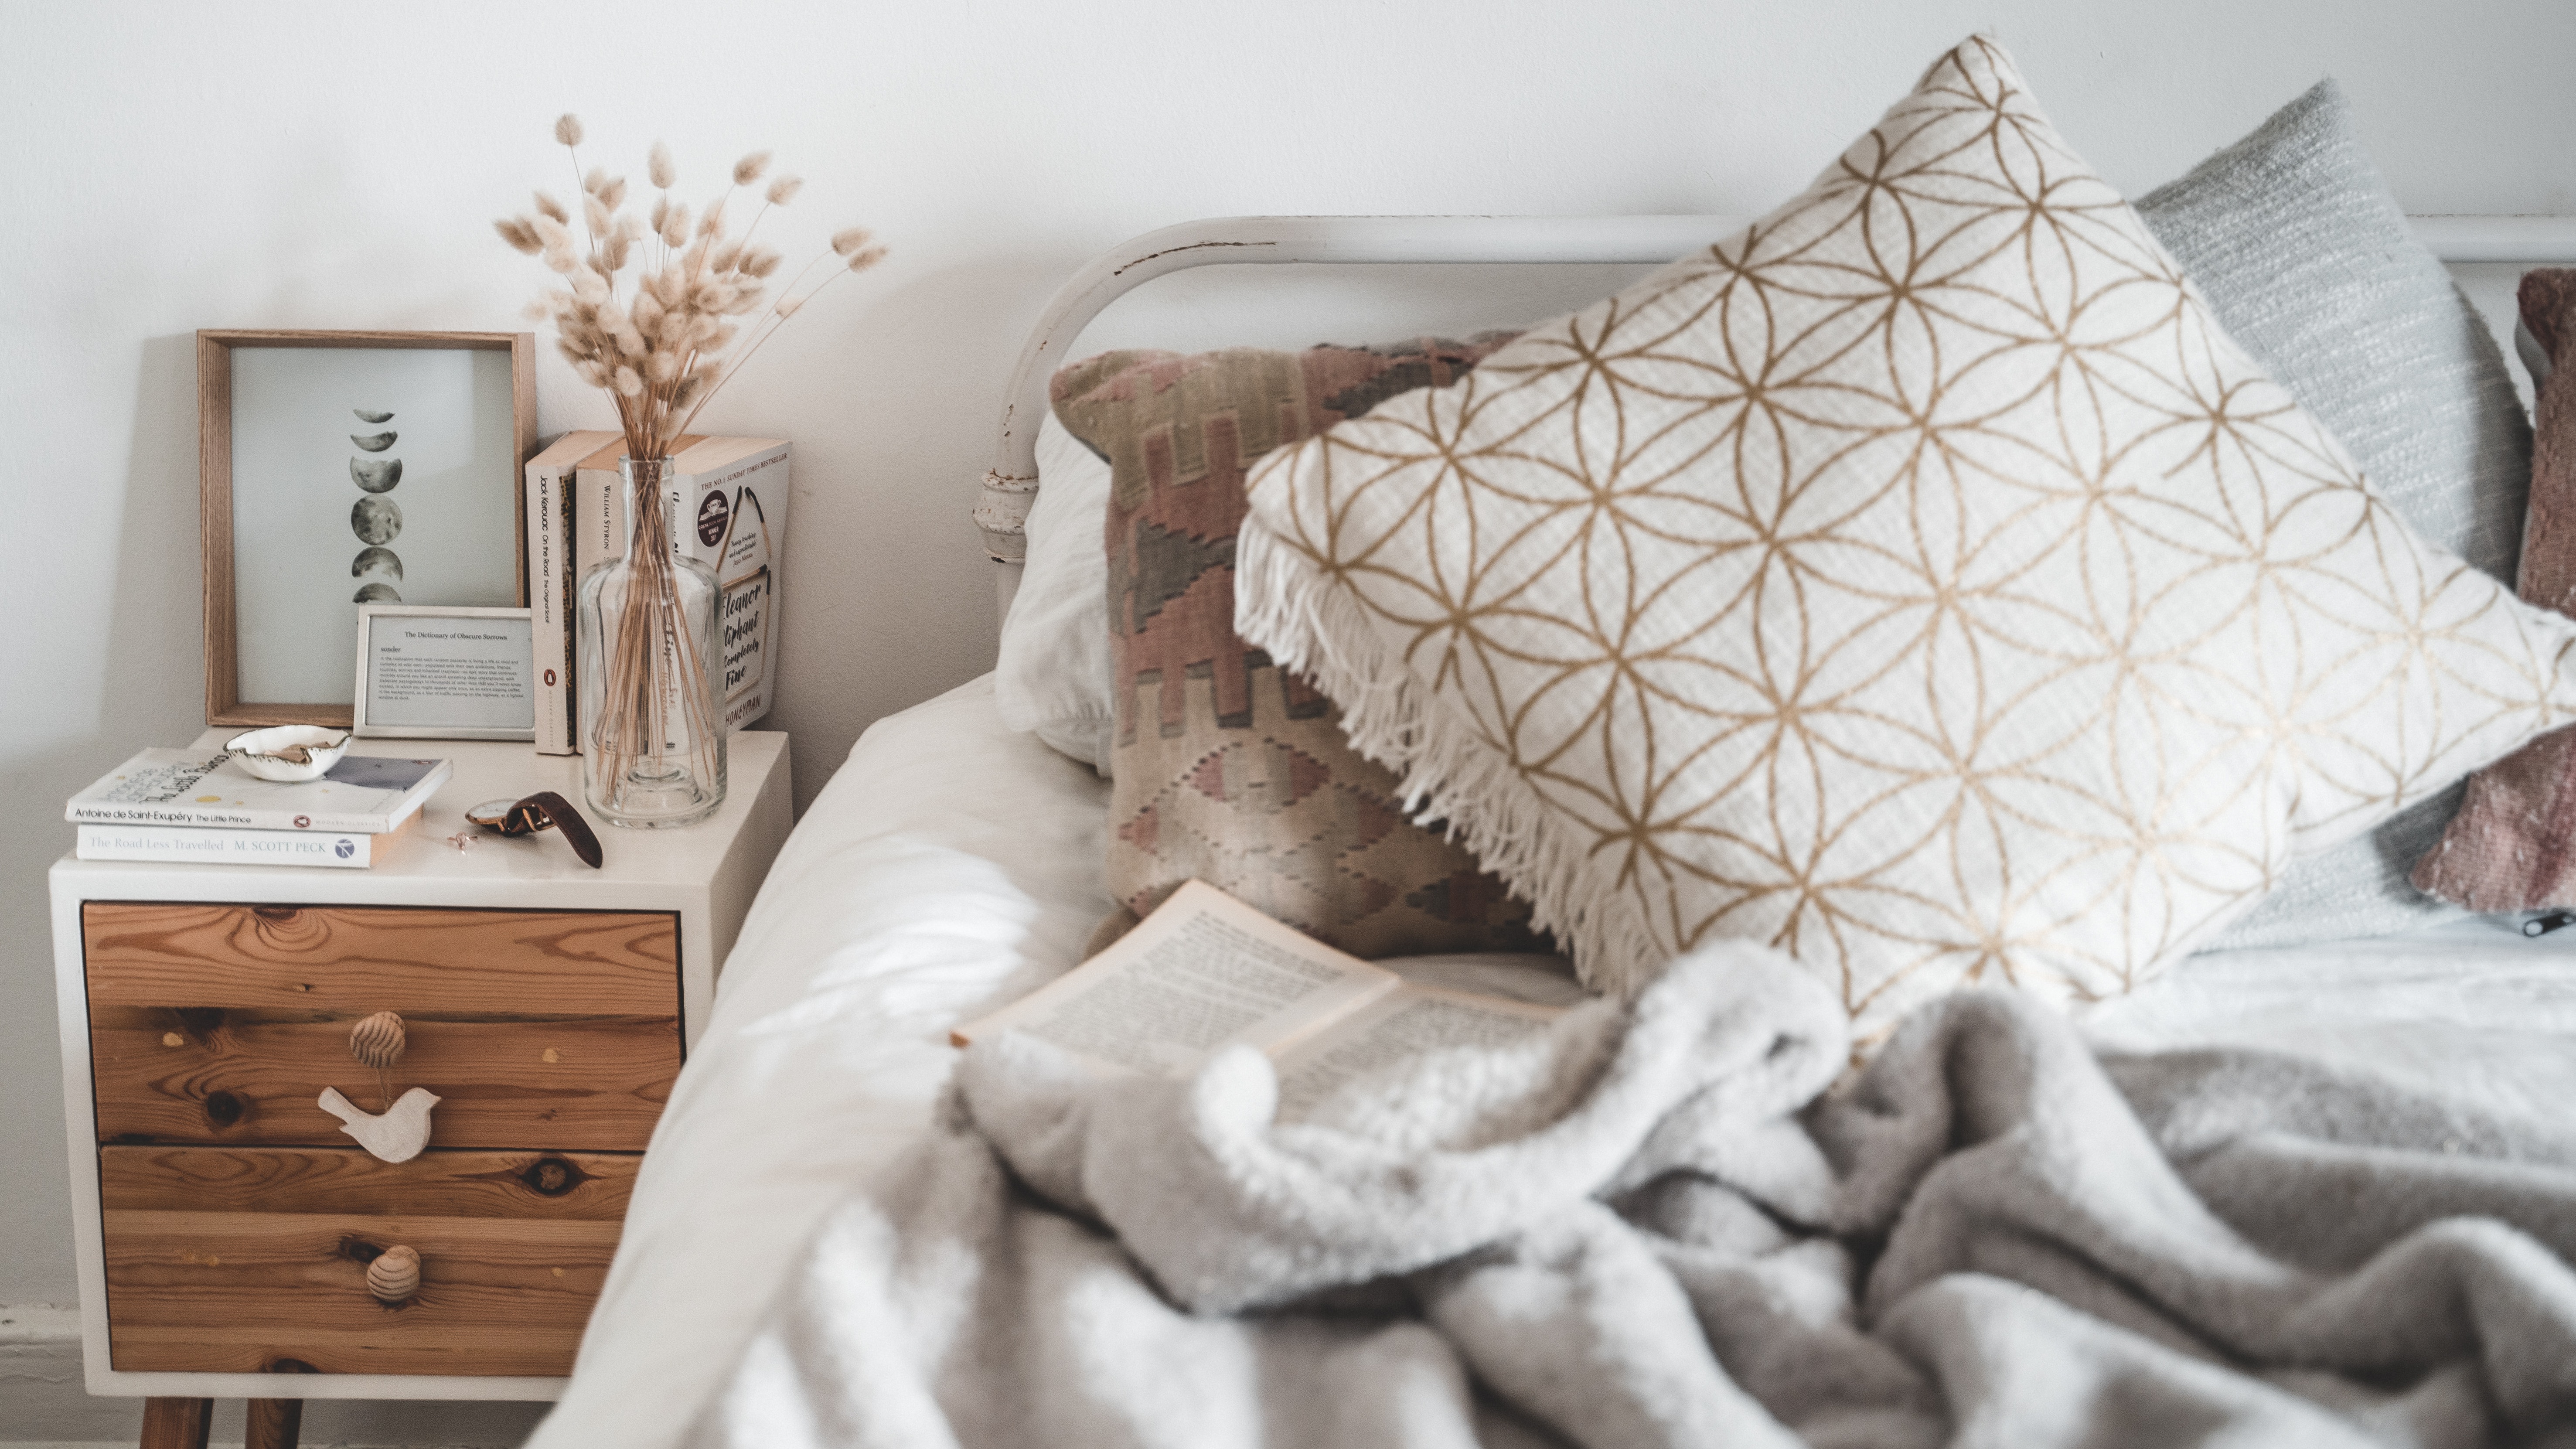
top-left (1235, 36), bottom-right (2576, 1036)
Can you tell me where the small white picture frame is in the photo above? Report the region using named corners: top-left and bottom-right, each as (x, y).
top-left (352, 604), bottom-right (538, 740)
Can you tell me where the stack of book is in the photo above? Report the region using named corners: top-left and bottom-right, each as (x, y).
top-left (523, 432), bottom-right (791, 755)
top-left (67, 748), bottom-right (451, 870)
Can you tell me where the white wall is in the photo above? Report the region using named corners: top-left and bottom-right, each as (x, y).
top-left (4, 0), bottom-right (2570, 1339)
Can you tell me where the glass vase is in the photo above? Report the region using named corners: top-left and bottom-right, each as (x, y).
top-left (578, 457), bottom-right (727, 828)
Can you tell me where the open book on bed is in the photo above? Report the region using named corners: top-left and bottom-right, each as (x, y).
top-left (953, 880), bottom-right (1567, 1115)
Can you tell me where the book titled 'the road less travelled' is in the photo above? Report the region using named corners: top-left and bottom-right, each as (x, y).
top-left (954, 880), bottom-right (1568, 1120)
top-left (65, 749), bottom-right (451, 834)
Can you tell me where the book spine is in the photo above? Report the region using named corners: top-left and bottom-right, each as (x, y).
top-left (527, 457), bottom-right (579, 754)
top-left (575, 461), bottom-right (626, 592)
top-left (69, 804), bottom-right (405, 832)
top-left (76, 825), bottom-right (375, 868)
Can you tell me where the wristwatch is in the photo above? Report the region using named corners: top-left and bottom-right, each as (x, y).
top-left (462, 791), bottom-right (603, 868)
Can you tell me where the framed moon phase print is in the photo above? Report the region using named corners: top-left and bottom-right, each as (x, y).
top-left (199, 330), bottom-right (536, 727)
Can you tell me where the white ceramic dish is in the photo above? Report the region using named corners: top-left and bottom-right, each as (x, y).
top-left (224, 724), bottom-right (352, 782)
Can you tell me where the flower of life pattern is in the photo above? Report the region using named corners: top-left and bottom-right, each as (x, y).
top-left (1239, 37), bottom-right (2576, 1034)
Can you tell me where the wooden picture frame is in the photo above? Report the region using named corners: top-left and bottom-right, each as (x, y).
top-left (199, 329), bottom-right (537, 729)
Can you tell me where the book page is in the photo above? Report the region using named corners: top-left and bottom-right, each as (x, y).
top-left (1271, 984), bottom-right (1565, 1121)
top-left (954, 881), bottom-right (1398, 1076)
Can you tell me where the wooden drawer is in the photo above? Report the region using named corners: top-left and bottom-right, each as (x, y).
top-left (99, 1145), bottom-right (633, 1376)
top-left (83, 903), bottom-right (681, 1152)
top-left (83, 902), bottom-right (680, 1014)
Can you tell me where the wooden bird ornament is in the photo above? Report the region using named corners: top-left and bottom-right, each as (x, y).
top-left (320, 1086), bottom-right (441, 1163)
top-left (326, 1011), bottom-right (435, 1162)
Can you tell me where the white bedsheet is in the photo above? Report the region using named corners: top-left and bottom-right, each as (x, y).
top-left (530, 675), bottom-right (2576, 1449)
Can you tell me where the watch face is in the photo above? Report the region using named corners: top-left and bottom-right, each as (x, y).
top-left (465, 798), bottom-right (521, 829)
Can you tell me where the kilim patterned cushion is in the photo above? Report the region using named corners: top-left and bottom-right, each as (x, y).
top-left (1052, 338), bottom-right (1543, 957)
top-left (2414, 270), bottom-right (2576, 911)
top-left (1234, 37), bottom-right (2576, 1038)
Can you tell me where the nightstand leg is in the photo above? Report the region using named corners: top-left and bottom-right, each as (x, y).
top-left (246, 1398), bottom-right (304, 1449)
top-left (138, 1397), bottom-right (211, 1449)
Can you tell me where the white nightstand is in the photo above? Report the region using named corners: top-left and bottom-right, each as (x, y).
top-left (48, 731), bottom-right (791, 1449)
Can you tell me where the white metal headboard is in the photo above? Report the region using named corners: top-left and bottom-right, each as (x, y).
top-left (975, 212), bottom-right (2576, 607)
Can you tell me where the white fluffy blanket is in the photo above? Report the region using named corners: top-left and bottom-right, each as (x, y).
top-left (683, 943), bottom-right (2576, 1449)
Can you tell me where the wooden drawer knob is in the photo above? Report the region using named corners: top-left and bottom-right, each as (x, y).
top-left (348, 1011), bottom-right (406, 1068)
top-left (366, 1244), bottom-right (420, 1304)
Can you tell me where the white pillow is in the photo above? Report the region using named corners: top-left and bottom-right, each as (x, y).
top-left (1235, 36), bottom-right (2576, 1039)
top-left (994, 415), bottom-right (1115, 773)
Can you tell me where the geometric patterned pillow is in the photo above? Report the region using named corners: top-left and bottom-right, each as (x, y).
top-left (1235, 37), bottom-right (2576, 1036)
top-left (1053, 338), bottom-right (1543, 958)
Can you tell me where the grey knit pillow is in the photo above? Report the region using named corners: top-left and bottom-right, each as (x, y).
top-left (2136, 80), bottom-right (2535, 951)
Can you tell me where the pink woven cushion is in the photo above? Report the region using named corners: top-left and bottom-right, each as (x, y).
top-left (1057, 338), bottom-right (1544, 957)
top-left (2413, 270), bottom-right (2576, 911)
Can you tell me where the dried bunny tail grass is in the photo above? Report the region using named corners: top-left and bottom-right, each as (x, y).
top-left (845, 243), bottom-right (888, 272)
top-left (555, 114), bottom-right (584, 147)
top-left (764, 174), bottom-right (802, 206)
top-left (534, 191), bottom-right (570, 225)
top-left (732, 150), bottom-right (771, 185)
top-left (646, 350), bottom-right (681, 384)
top-left (648, 141), bottom-right (675, 189)
top-left (772, 293), bottom-right (804, 318)
top-left (599, 177), bottom-right (627, 211)
top-left (830, 226), bottom-right (873, 257)
top-left (670, 362), bottom-right (719, 413)
top-left (613, 365), bottom-right (643, 396)
top-left (584, 195), bottom-right (612, 239)
top-left (494, 217), bottom-right (543, 254)
top-left (659, 202), bottom-right (691, 249)
top-left (743, 246), bottom-right (784, 279)
top-left (583, 166), bottom-right (608, 196)
top-left (709, 240), bottom-right (743, 273)
top-left (698, 198), bottom-right (726, 239)
top-left (601, 229), bottom-right (634, 272)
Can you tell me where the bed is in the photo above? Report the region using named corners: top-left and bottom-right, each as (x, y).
top-left (529, 53), bottom-right (2576, 1448)
top-left (532, 672), bottom-right (2576, 1448)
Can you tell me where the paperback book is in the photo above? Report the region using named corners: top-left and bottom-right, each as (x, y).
top-left (569, 435), bottom-right (790, 733)
top-left (75, 815), bottom-right (418, 869)
top-left (523, 429), bottom-right (621, 754)
top-left (66, 750), bottom-right (450, 834)
top-left (952, 880), bottom-right (1566, 1119)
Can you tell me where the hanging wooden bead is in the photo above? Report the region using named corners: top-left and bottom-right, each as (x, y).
top-left (348, 1011), bottom-right (407, 1068)
top-left (367, 1244), bottom-right (421, 1303)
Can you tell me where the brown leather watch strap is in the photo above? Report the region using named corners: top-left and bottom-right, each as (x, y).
top-left (515, 791), bottom-right (603, 869)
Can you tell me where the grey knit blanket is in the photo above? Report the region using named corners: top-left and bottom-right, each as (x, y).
top-left (684, 944), bottom-right (2576, 1448)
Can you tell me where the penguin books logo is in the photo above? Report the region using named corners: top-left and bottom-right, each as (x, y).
top-left (333, 839), bottom-right (356, 859)
top-left (697, 489), bottom-right (731, 548)
top-left (294, 815), bottom-right (312, 829)
top-left (544, 667), bottom-right (558, 686)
